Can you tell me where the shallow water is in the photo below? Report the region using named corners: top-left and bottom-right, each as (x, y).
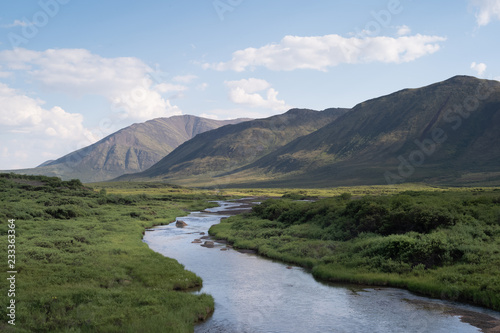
top-left (143, 200), bottom-right (500, 333)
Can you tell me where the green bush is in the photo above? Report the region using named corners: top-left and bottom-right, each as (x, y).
top-left (210, 189), bottom-right (500, 311)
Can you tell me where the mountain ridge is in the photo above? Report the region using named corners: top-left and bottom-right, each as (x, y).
top-left (120, 75), bottom-right (500, 187)
top-left (227, 75), bottom-right (500, 186)
top-left (5, 115), bottom-right (249, 182)
top-left (117, 108), bottom-right (349, 182)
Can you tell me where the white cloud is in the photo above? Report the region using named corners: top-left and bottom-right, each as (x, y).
top-left (197, 83), bottom-right (209, 91)
top-left (173, 74), bottom-right (198, 84)
top-left (224, 78), bottom-right (291, 111)
top-left (199, 113), bottom-right (220, 120)
top-left (0, 83), bottom-right (96, 169)
top-left (0, 48), bottom-right (182, 121)
top-left (471, 0), bottom-right (500, 26)
top-left (396, 25), bottom-right (411, 36)
top-left (2, 20), bottom-right (32, 28)
top-left (471, 62), bottom-right (487, 76)
top-left (200, 108), bottom-right (270, 120)
top-left (203, 33), bottom-right (446, 72)
top-left (0, 66), bottom-right (12, 78)
top-left (154, 83), bottom-right (188, 93)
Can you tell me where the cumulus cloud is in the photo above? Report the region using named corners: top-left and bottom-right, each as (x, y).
top-left (471, 0), bottom-right (500, 26)
top-left (0, 48), bottom-right (182, 121)
top-left (396, 25), bottom-right (411, 36)
top-left (224, 78), bottom-right (291, 111)
top-left (0, 83), bottom-right (96, 169)
top-left (471, 62), bottom-right (487, 76)
top-left (203, 33), bottom-right (446, 72)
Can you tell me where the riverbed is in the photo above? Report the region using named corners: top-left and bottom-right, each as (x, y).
top-left (143, 200), bottom-right (500, 333)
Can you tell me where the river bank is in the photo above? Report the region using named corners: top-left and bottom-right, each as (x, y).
top-left (0, 174), bottom-right (219, 332)
top-left (208, 191), bottom-right (500, 330)
top-left (145, 197), bottom-right (500, 332)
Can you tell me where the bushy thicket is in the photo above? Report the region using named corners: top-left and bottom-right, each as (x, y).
top-left (253, 191), bottom-right (499, 240)
top-left (211, 189), bottom-right (500, 310)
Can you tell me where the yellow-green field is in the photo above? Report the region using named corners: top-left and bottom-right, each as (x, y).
top-left (90, 181), bottom-right (480, 198)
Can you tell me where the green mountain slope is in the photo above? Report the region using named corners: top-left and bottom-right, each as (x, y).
top-left (231, 76), bottom-right (500, 187)
top-left (6, 115), bottom-right (248, 182)
top-left (118, 108), bottom-right (349, 184)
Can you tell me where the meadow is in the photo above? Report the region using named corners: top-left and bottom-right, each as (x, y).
top-left (0, 174), bottom-right (221, 332)
top-left (3, 174), bottom-right (500, 331)
top-left (209, 188), bottom-right (500, 312)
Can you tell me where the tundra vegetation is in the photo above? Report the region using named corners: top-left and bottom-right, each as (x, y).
top-left (2, 173), bottom-right (499, 331)
top-left (0, 173), bottom-right (219, 333)
top-left (210, 188), bottom-right (500, 311)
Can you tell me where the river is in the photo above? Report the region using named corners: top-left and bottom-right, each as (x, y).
top-left (143, 199), bottom-right (500, 333)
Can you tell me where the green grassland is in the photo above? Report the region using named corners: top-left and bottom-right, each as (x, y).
top-left (209, 188), bottom-right (500, 311)
top-left (3, 174), bottom-right (500, 331)
top-left (0, 174), bottom-right (221, 332)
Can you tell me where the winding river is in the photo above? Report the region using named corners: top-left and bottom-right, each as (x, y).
top-left (143, 200), bottom-right (500, 333)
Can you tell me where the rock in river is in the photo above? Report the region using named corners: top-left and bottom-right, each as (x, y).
top-left (176, 220), bottom-right (188, 228)
top-left (201, 241), bottom-right (215, 248)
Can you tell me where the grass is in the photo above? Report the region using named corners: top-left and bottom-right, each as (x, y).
top-left (209, 188), bottom-right (500, 312)
top-left (0, 174), bottom-right (221, 332)
top-left (3, 174), bottom-right (499, 330)
top-left (211, 183), bottom-right (447, 197)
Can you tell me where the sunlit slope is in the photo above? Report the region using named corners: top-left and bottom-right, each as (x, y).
top-left (119, 108), bottom-right (348, 182)
top-left (230, 76), bottom-right (500, 187)
top-left (5, 115), bottom-right (248, 182)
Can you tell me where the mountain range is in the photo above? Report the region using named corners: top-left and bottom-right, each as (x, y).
top-left (6, 76), bottom-right (500, 187)
top-left (118, 108), bottom-right (348, 183)
top-left (232, 75), bottom-right (500, 187)
top-left (5, 116), bottom-right (248, 183)
top-left (118, 76), bottom-right (500, 187)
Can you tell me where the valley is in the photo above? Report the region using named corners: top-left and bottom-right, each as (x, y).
top-left (2, 175), bottom-right (500, 332)
top-left (2, 76), bottom-right (500, 332)
top-left (116, 76), bottom-right (500, 188)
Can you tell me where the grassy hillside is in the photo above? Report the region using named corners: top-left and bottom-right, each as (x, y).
top-left (117, 108), bottom-right (348, 184)
top-left (4, 115), bottom-right (248, 183)
top-left (228, 76), bottom-right (500, 187)
top-left (0, 174), bottom-right (221, 332)
top-left (210, 188), bottom-right (500, 311)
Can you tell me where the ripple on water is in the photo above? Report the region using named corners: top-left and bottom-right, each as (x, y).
top-left (143, 201), bottom-right (499, 333)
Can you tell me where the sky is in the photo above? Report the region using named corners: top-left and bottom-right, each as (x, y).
top-left (0, 0), bottom-right (499, 169)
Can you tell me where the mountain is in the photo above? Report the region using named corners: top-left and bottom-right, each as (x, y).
top-left (6, 115), bottom-right (249, 183)
top-left (229, 76), bottom-right (500, 187)
top-left (120, 76), bottom-right (500, 187)
top-left (117, 108), bottom-right (349, 184)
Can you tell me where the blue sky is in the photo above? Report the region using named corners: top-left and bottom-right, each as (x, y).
top-left (0, 0), bottom-right (499, 169)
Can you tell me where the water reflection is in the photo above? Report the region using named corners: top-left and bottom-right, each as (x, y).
top-left (144, 200), bottom-right (500, 333)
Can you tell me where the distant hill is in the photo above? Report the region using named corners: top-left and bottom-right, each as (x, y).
top-left (230, 76), bottom-right (500, 187)
top-left (117, 108), bottom-right (349, 184)
top-left (6, 115), bottom-right (248, 182)
top-left (10, 76), bottom-right (498, 187)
